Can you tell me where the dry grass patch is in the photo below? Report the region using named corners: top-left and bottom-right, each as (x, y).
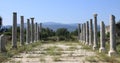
top-left (0, 41), bottom-right (42, 62)
top-left (53, 56), bottom-right (62, 61)
top-left (44, 46), bottom-right (63, 56)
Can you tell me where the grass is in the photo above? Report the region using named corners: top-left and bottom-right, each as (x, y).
top-left (97, 53), bottom-right (118, 62)
top-left (67, 46), bottom-right (78, 51)
top-left (0, 41), bottom-right (42, 62)
top-left (40, 57), bottom-right (46, 62)
top-left (27, 55), bottom-right (41, 58)
top-left (1, 40), bottom-right (120, 63)
top-left (53, 56), bottom-right (62, 61)
top-left (44, 46), bottom-right (63, 56)
top-left (85, 56), bottom-right (98, 62)
top-left (8, 60), bottom-right (21, 63)
top-left (79, 40), bottom-right (120, 63)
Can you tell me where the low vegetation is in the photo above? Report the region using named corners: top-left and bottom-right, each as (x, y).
top-left (44, 46), bottom-right (63, 56)
top-left (0, 41), bottom-right (42, 62)
top-left (53, 56), bottom-right (62, 61)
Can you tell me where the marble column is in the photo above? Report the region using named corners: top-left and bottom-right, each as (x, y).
top-left (84, 23), bottom-right (86, 44)
top-left (39, 23), bottom-right (42, 40)
top-left (20, 16), bottom-right (24, 46)
top-left (31, 18), bottom-right (34, 43)
top-left (26, 19), bottom-right (30, 44)
top-left (86, 21), bottom-right (89, 45)
top-left (0, 16), bottom-right (2, 28)
top-left (99, 21), bottom-right (106, 53)
top-left (37, 24), bottom-right (39, 41)
top-left (12, 12), bottom-right (17, 48)
top-left (81, 24), bottom-right (84, 43)
top-left (89, 19), bottom-right (93, 46)
top-left (78, 24), bottom-right (81, 41)
top-left (108, 15), bottom-right (117, 56)
top-left (0, 34), bottom-right (6, 52)
top-left (34, 23), bottom-right (37, 42)
top-left (93, 14), bottom-right (98, 50)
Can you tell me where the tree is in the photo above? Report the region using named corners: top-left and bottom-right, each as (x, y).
top-left (41, 27), bottom-right (55, 40)
top-left (71, 28), bottom-right (78, 36)
top-left (56, 28), bottom-right (70, 40)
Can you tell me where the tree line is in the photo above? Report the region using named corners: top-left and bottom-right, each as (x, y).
top-left (0, 26), bottom-right (78, 41)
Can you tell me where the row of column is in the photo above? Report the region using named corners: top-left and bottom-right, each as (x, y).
top-left (12, 12), bottom-right (42, 49)
top-left (0, 12), bottom-right (42, 52)
top-left (78, 14), bottom-right (117, 57)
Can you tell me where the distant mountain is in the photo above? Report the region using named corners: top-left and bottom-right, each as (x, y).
top-left (3, 22), bottom-right (100, 32)
top-left (42, 22), bottom-right (78, 32)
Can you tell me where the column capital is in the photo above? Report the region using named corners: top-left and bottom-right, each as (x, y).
top-left (111, 15), bottom-right (115, 19)
top-left (93, 13), bottom-right (98, 17)
top-left (31, 17), bottom-right (34, 20)
top-left (13, 12), bottom-right (17, 14)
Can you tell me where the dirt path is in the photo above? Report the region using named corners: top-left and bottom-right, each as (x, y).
top-left (3, 41), bottom-right (110, 63)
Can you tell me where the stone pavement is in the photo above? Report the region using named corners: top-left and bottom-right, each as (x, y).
top-left (3, 42), bottom-right (110, 63)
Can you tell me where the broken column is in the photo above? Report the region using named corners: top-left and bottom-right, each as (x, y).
top-left (12, 12), bottom-right (17, 48)
top-left (20, 16), bottom-right (24, 46)
top-left (0, 34), bottom-right (6, 52)
top-left (93, 14), bottom-right (98, 50)
top-left (31, 18), bottom-right (34, 43)
top-left (99, 21), bottom-right (106, 53)
top-left (108, 15), bottom-right (117, 56)
top-left (89, 19), bottom-right (93, 46)
top-left (86, 21), bottom-right (89, 45)
top-left (26, 19), bottom-right (30, 44)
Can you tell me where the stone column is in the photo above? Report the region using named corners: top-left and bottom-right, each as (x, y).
top-left (20, 16), bottom-right (24, 46)
top-left (93, 14), bottom-right (98, 50)
top-left (37, 24), bottom-right (39, 41)
top-left (39, 23), bottom-right (42, 40)
top-left (26, 19), bottom-right (30, 44)
top-left (108, 15), bottom-right (117, 56)
top-left (89, 19), bottom-right (93, 46)
top-left (78, 24), bottom-right (81, 41)
top-left (31, 18), bottom-right (34, 43)
top-left (0, 16), bottom-right (2, 28)
top-left (81, 24), bottom-right (84, 43)
top-left (34, 23), bottom-right (38, 42)
top-left (86, 21), bottom-right (89, 45)
top-left (12, 12), bottom-right (17, 48)
top-left (0, 34), bottom-right (6, 52)
top-left (84, 23), bottom-right (86, 44)
top-left (99, 21), bottom-right (105, 53)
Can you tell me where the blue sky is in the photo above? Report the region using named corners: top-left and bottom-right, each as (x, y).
top-left (1, 0), bottom-right (120, 25)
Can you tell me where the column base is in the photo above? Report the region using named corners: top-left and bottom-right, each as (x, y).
top-left (85, 42), bottom-right (89, 45)
top-left (108, 50), bottom-right (117, 57)
top-left (93, 45), bottom-right (97, 50)
top-left (82, 41), bottom-right (85, 44)
top-left (26, 42), bottom-right (29, 45)
top-left (89, 44), bottom-right (92, 46)
top-left (99, 47), bottom-right (105, 53)
top-left (30, 41), bottom-right (33, 43)
top-left (34, 41), bottom-right (36, 42)
top-left (12, 45), bottom-right (17, 49)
